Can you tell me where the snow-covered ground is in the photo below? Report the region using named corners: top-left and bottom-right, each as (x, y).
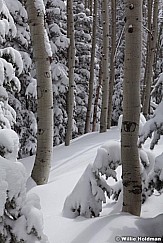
top-left (21, 127), bottom-right (163, 243)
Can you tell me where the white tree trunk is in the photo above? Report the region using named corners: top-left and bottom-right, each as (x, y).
top-left (85, 0), bottom-right (97, 133)
top-left (107, 0), bottom-right (116, 129)
top-left (92, 58), bottom-right (102, 132)
top-left (141, 0), bottom-right (153, 105)
top-left (142, 0), bottom-right (159, 117)
top-left (100, 0), bottom-right (109, 133)
top-left (65, 0), bottom-right (75, 146)
top-left (25, 0), bottom-right (53, 185)
top-left (122, 0), bottom-right (142, 216)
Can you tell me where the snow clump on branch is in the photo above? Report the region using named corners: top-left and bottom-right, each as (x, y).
top-left (138, 100), bottom-right (163, 149)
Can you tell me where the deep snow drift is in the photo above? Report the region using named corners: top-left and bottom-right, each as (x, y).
top-left (21, 127), bottom-right (163, 243)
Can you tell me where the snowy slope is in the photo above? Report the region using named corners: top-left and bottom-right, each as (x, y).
top-left (21, 127), bottom-right (163, 243)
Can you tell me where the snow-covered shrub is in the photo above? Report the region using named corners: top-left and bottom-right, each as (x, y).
top-left (63, 140), bottom-right (155, 218)
top-left (154, 153), bottom-right (163, 192)
top-left (94, 141), bottom-right (121, 181)
top-left (63, 164), bottom-right (111, 218)
top-left (0, 156), bottom-right (48, 243)
top-left (138, 100), bottom-right (163, 149)
top-left (111, 0), bottom-right (125, 125)
top-left (139, 149), bottom-right (155, 203)
top-left (45, 0), bottom-right (73, 145)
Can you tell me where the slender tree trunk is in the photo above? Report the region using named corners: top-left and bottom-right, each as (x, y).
top-left (92, 58), bottom-right (102, 132)
top-left (142, 0), bottom-right (159, 117)
top-left (141, 0), bottom-right (153, 106)
top-left (107, 0), bottom-right (116, 129)
top-left (100, 0), bottom-right (109, 133)
top-left (159, 23), bottom-right (163, 62)
top-left (25, 0), bottom-right (53, 185)
top-left (65, 0), bottom-right (75, 146)
top-left (85, 0), bottom-right (97, 133)
top-left (89, 0), bottom-right (93, 15)
top-left (122, 0), bottom-right (142, 216)
top-left (85, 0), bottom-right (88, 9)
top-left (154, 22), bottom-right (163, 76)
top-left (142, 0), bottom-right (147, 22)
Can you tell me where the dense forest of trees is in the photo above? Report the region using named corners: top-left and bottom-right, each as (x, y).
top-left (2, 0), bottom-right (162, 156)
top-left (0, 0), bottom-right (163, 241)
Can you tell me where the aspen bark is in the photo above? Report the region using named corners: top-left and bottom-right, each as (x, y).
top-left (89, 0), bottom-right (93, 15)
top-left (65, 0), bottom-right (75, 146)
top-left (142, 0), bottom-right (159, 117)
top-left (100, 0), bottom-right (109, 133)
top-left (92, 58), bottom-right (102, 132)
top-left (107, 0), bottom-right (116, 129)
top-left (153, 21), bottom-right (163, 78)
top-left (85, 0), bottom-right (97, 133)
top-left (85, 0), bottom-right (88, 9)
top-left (122, 0), bottom-right (142, 216)
top-left (25, 0), bottom-right (53, 185)
top-left (141, 0), bottom-right (152, 106)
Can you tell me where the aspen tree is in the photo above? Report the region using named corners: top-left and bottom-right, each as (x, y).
top-left (100, 0), bottom-right (109, 133)
top-left (107, 0), bottom-right (116, 129)
top-left (25, 0), bottom-right (53, 185)
top-left (141, 0), bottom-right (152, 105)
top-left (154, 22), bottom-right (163, 74)
top-left (85, 0), bottom-right (88, 9)
top-left (122, 0), bottom-right (142, 216)
top-left (89, 0), bottom-right (93, 15)
top-left (85, 0), bottom-right (98, 133)
top-left (92, 59), bottom-right (102, 132)
top-left (142, 0), bottom-right (159, 117)
top-left (65, 0), bottom-right (75, 146)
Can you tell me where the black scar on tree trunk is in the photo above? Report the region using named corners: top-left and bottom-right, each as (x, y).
top-left (122, 121), bottom-right (137, 132)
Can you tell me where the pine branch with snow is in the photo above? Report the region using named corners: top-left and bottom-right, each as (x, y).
top-left (138, 101), bottom-right (163, 149)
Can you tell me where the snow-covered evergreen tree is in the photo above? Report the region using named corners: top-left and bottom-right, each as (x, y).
top-left (111, 0), bottom-right (124, 125)
top-left (5, 0), bottom-right (37, 158)
top-left (45, 0), bottom-right (72, 145)
top-left (73, 1), bottom-right (93, 135)
top-left (0, 2), bottom-right (48, 241)
top-left (0, 0), bottom-right (26, 159)
top-left (0, 134), bottom-right (48, 242)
